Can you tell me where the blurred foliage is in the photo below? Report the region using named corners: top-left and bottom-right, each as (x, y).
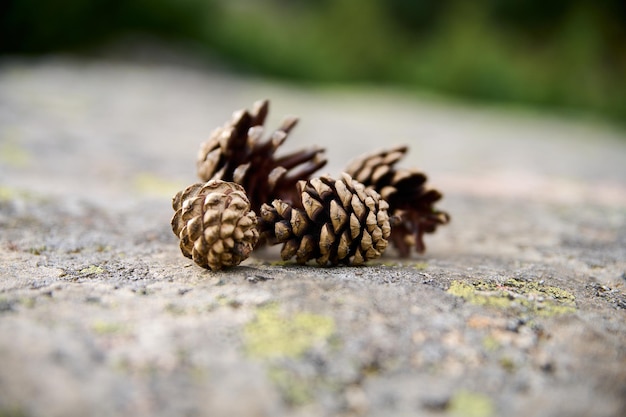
top-left (2, 0), bottom-right (625, 122)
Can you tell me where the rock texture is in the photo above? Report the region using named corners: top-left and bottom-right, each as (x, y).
top-left (1, 48), bottom-right (625, 417)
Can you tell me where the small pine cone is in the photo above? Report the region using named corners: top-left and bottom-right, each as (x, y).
top-left (258, 173), bottom-right (391, 266)
top-left (345, 146), bottom-right (450, 257)
top-left (196, 99), bottom-right (327, 213)
top-left (171, 180), bottom-right (259, 271)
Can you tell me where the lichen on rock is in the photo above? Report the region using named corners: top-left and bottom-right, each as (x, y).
top-left (447, 278), bottom-right (576, 317)
top-left (244, 304), bottom-right (335, 359)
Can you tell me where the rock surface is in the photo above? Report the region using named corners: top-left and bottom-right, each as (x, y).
top-left (1, 49), bottom-right (625, 417)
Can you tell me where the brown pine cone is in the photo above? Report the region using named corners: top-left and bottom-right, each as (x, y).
top-left (258, 173), bottom-right (391, 266)
top-left (345, 145), bottom-right (450, 257)
top-left (196, 99), bottom-right (327, 213)
top-left (171, 180), bottom-right (259, 271)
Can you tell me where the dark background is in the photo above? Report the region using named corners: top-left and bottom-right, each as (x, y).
top-left (2, 0), bottom-right (625, 123)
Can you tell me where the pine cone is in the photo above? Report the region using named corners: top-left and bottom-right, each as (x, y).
top-left (345, 146), bottom-right (450, 257)
top-left (196, 99), bottom-right (327, 213)
top-left (258, 173), bottom-right (391, 266)
top-left (171, 180), bottom-right (259, 270)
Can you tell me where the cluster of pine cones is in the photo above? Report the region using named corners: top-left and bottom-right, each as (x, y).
top-left (171, 100), bottom-right (449, 270)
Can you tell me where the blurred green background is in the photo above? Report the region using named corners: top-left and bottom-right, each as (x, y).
top-left (2, 0), bottom-right (625, 123)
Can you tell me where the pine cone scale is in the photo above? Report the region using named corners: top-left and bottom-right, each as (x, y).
top-left (365, 211), bottom-right (378, 232)
top-left (319, 223), bottom-right (334, 258)
top-left (334, 180), bottom-right (352, 208)
top-left (250, 99), bottom-right (269, 125)
top-left (330, 200), bottom-right (348, 231)
top-left (349, 213), bottom-right (361, 239)
top-left (337, 232), bottom-right (350, 259)
top-left (275, 221), bottom-right (291, 241)
top-left (275, 147), bottom-right (324, 170)
top-left (350, 195), bottom-right (366, 221)
top-left (290, 210), bottom-right (309, 236)
top-left (295, 235), bottom-right (314, 262)
top-left (302, 192), bottom-right (324, 221)
top-left (281, 238), bottom-right (299, 259)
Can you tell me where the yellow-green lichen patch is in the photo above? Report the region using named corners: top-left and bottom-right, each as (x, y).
top-left (0, 133), bottom-right (31, 168)
top-left (133, 172), bottom-right (184, 197)
top-left (164, 302), bottom-right (187, 316)
top-left (28, 246), bottom-right (48, 256)
top-left (0, 186), bottom-right (40, 203)
top-left (95, 244), bottom-right (111, 253)
top-left (449, 390), bottom-right (495, 417)
top-left (92, 320), bottom-right (127, 335)
top-left (447, 281), bottom-right (511, 309)
top-left (18, 297), bottom-right (36, 309)
top-left (481, 335), bottom-right (501, 352)
top-left (369, 260), bottom-right (400, 267)
top-left (0, 404), bottom-right (29, 417)
top-left (244, 304), bottom-right (335, 359)
top-left (267, 367), bottom-right (313, 406)
top-left (215, 295), bottom-right (244, 309)
top-left (0, 186), bottom-right (16, 202)
top-left (269, 260), bottom-right (297, 267)
top-left (413, 262), bottom-right (429, 270)
top-left (498, 356), bottom-right (516, 373)
top-left (80, 265), bottom-right (105, 275)
top-left (448, 278), bottom-right (576, 317)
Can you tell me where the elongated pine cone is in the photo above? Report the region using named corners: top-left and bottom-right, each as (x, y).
top-left (171, 180), bottom-right (259, 270)
top-left (258, 173), bottom-right (391, 266)
top-left (197, 99), bottom-right (327, 213)
top-left (345, 145), bottom-right (450, 257)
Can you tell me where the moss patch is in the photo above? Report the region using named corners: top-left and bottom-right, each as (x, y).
top-left (448, 278), bottom-right (576, 317)
top-left (244, 304), bottom-right (335, 359)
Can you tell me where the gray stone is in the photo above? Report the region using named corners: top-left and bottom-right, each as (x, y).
top-left (0, 47), bottom-right (625, 417)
